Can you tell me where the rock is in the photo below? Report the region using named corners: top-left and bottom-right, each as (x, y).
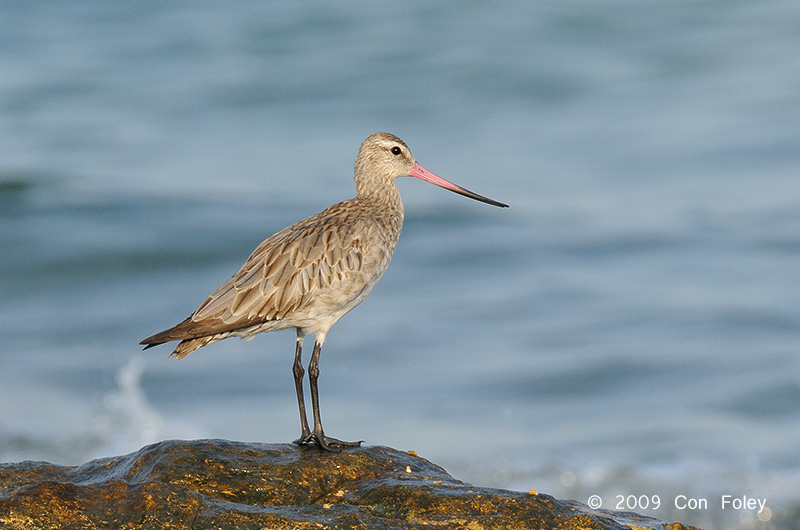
top-left (0, 439), bottom-right (701, 529)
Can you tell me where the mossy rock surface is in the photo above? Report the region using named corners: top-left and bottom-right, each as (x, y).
top-left (0, 439), bottom-right (702, 529)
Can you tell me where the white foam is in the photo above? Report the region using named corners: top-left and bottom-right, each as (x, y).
top-left (87, 356), bottom-right (205, 460)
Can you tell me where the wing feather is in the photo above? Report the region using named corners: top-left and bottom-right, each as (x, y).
top-left (161, 203), bottom-right (370, 340)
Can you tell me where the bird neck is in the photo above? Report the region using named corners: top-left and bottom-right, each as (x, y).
top-left (354, 174), bottom-right (404, 218)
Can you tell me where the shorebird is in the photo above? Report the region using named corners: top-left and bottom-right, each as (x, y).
top-left (141, 132), bottom-right (508, 450)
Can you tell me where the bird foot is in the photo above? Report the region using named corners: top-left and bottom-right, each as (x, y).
top-left (294, 432), bottom-right (314, 445)
top-left (316, 435), bottom-right (363, 451)
top-left (294, 431), bottom-right (362, 451)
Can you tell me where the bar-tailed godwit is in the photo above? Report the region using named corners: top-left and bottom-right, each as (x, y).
top-left (141, 132), bottom-right (507, 450)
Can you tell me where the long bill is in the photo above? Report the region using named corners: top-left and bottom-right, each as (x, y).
top-left (408, 162), bottom-right (508, 208)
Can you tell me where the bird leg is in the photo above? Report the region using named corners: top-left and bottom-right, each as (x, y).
top-left (307, 339), bottom-right (362, 451)
top-left (292, 332), bottom-right (313, 444)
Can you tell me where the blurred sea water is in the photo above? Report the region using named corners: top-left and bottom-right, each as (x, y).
top-left (2, 2), bottom-right (800, 528)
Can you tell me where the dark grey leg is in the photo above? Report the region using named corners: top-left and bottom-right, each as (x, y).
top-left (308, 339), bottom-right (362, 451)
top-left (292, 331), bottom-right (312, 444)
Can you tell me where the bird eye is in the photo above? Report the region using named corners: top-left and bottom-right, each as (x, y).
top-left (390, 146), bottom-right (402, 155)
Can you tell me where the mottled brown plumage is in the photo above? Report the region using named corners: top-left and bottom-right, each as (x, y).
top-left (141, 132), bottom-right (507, 450)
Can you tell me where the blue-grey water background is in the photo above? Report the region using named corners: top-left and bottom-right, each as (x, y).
top-left (2, 2), bottom-right (799, 528)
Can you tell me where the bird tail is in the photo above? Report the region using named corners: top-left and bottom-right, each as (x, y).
top-left (140, 314), bottom-right (234, 358)
top-left (139, 331), bottom-right (220, 359)
top-left (170, 336), bottom-right (218, 359)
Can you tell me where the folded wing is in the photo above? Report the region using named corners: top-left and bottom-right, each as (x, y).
top-left (140, 205), bottom-right (367, 350)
